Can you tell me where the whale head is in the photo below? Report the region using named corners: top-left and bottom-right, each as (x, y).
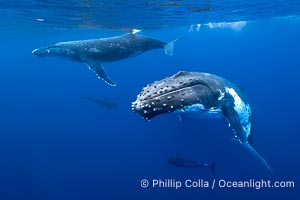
top-left (131, 71), bottom-right (222, 120)
top-left (32, 44), bottom-right (74, 59)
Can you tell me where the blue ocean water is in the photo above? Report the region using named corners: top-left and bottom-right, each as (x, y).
top-left (0, 1), bottom-right (299, 199)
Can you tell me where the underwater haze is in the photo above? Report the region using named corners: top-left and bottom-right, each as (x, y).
top-left (0, 0), bottom-right (299, 199)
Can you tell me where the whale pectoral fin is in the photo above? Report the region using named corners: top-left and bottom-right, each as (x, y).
top-left (210, 161), bottom-right (217, 173)
top-left (223, 108), bottom-right (273, 174)
top-left (243, 142), bottom-right (273, 174)
top-left (87, 62), bottom-right (117, 86)
top-left (222, 107), bottom-right (245, 143)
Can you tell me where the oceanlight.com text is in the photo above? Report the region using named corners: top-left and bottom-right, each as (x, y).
top-left (218, 179), bottom-right (295, 189)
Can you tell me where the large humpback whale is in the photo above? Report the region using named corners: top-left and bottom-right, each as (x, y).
top-left (32, 30), bottom-right (180, 86)
top-left (132, 71), bottom-right (272, 173)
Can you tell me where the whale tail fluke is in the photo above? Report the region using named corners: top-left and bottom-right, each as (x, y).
top-left (243, 142), bottom-right (273, 174)
top-left (210, 161), bottom-right (217, 173)
top-left (164, 36), bottom-right (184, 56)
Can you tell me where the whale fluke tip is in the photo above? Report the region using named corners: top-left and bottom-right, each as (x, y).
top-left (211, 161), bottom-right (217, 173)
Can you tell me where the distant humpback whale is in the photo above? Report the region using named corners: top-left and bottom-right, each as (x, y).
top-left (32, 30), bottom-right (181, 86)
top-left (132, 71), bottom-right (272, 173)
top-left (168, 154), bottom-right (216, 173)
top-left (82, 97), bottom-right (118, 110)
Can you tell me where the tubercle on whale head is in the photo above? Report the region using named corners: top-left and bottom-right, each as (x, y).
top-left (132, 71), bottom-right (215, 120)
top-left (131, 94), bottom-right (182, 120)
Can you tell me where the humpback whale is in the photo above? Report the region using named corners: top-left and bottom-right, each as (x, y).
top-left (32, 30), bottom-right (180, 86)
top-left (82, 97), bottom-right (118, 111)
top-left (168, 154), bottom-right (216, 173)
top-left (132, 71), bottom-right (272, 173)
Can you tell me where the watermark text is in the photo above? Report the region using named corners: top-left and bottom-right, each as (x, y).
top-left (140, 178), bottom-right (295, 190)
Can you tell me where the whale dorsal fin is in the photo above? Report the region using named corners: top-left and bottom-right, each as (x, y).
top-left (86, 61), bottom-right (117, 86)
top-left (131, 29), bottom-right (141, 34)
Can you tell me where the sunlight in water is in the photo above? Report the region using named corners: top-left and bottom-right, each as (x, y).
top-left (189, 21), bottom-right (247, 32)
top-left (206, 21), bottom-right (248, 31)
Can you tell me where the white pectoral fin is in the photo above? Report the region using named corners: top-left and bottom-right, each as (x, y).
top-left (87, 61), bottom-right (117, 86)
top-left (222, 107), bottom-right (245, 142)
top-left (243, 142), bottom-right (273, 174)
